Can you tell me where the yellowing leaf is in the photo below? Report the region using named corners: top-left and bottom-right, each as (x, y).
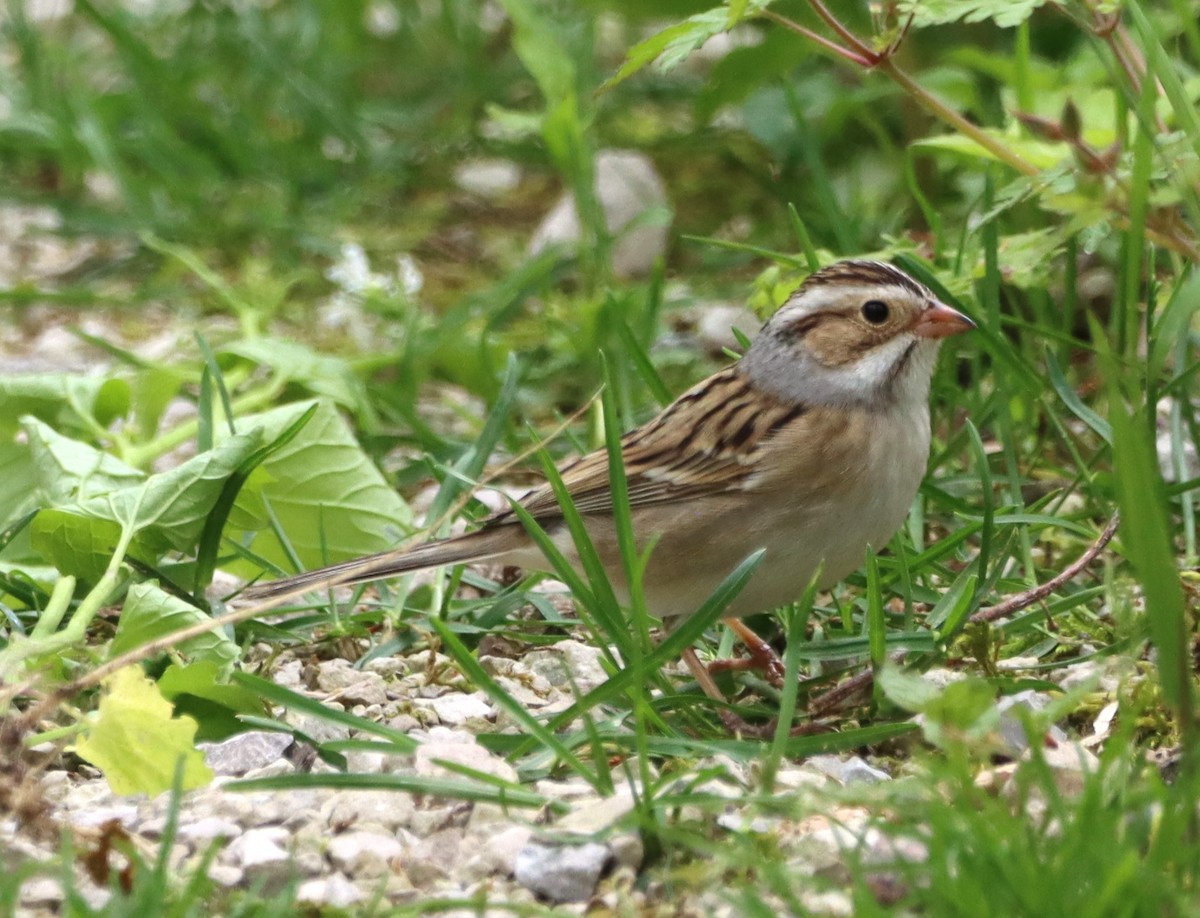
top-left (72, 666), bottom-right (213, 796)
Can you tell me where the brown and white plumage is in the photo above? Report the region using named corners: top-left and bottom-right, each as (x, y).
top-left (244, 260), bottom-right (973, 622)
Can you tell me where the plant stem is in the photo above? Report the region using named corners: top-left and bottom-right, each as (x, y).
top-left (875, 57), bottom-right (1039, 176)
top-left (760, 9), bottom-right (874, 66)
top-left (120, 379), bottom-right (284, 469)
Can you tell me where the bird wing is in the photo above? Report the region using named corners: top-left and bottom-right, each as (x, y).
top-left (494, 367), bottom-right (806, 523)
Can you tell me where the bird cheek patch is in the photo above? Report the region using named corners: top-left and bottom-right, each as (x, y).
top-left (806, 319), bottom-right (881, 367)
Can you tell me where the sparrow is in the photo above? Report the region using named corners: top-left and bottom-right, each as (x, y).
top-left (245, 260), bottom-right (973, 698)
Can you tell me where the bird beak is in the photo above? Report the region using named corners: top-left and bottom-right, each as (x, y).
top-left (912, 301), bottom-right (976, 339)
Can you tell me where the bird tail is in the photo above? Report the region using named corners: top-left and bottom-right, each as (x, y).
top-left (240, 527), bottom-right (515, 603)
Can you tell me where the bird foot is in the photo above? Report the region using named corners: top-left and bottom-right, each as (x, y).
top-left (710, 618), bottom-right (786, 688)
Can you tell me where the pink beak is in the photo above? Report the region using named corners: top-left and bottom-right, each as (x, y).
top-left (912, 301), bottom-right (976, 339)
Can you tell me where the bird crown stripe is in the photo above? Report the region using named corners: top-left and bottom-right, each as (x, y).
top-left (802, 260), bottom-right (928, 298)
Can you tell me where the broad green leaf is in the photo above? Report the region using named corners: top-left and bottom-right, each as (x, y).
top-left (897, 0), bottom-right (1049, 29)
top-left (72, 666), bottom-right (213, 796)
top-left (110, 581), bottom-right (239, 673)
top-left (497, 0), bottom-right (575, 102)
top-left (130, 366), bottom-right (185, 440)
top-left (30, 508), bottom-right (133, 582)
top-left (158, 660), bottom-right (269, 742)
top-left (222, 339), bottom-right (373, 423)
top-left (877, 663), bottom-right (941, 712)
top-left (0, 442), bottom-right (39, 563)
top-left (921, 678), bottom-right (1000, 747)
top-left (879, 665), bottom-right (999, 750)
top-left (224, 400), bottom-right (412, 574)
top-left (0, 374), bottom-right (130, 437)
top-left (23, 417), bottom-right (143, 504)
top-left (75, 432), bottom-right (262, 553)
top-left (194, 402), bottom-right (319, 594)
top-left (29, 432), bottom-right (259, 578)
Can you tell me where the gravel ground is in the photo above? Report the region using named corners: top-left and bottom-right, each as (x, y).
top-left (3, 637), bottom-right (904, 916)
top-left (2, 629), bottom-right (1111, 915)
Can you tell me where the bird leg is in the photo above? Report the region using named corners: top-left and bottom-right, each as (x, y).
top-left (681, 620), bottom-right (788, 736)
top-left (681, 647), bottom-right (763, 734)
top-left (706, 618), bottom-right (786, 688)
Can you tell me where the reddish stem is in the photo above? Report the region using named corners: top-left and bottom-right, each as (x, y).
top-left (971, 513), bottom-right (1121, 624)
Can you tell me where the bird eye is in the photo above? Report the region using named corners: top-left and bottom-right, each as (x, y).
top-left (861, 300), bottom-right (889, 324)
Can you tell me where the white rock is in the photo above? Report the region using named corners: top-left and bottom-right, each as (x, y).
top-left (996, 690), bottom-right (1069, 757)
top-left (454, 158), bottom-right (521, 197)
top-left (225, 826), bottom-right (291, 870)
top-left (39, 770), bottom-right (71, 799)
top-left (608, 832), bottom-right (644, 871)
top-left (242, 760), bottom-right (296, 780)
top-left (1057, 657), bottom-right (1122, 694)
top-left (799, 889), bottom-right (855, 917)
top-left (473, 824), bottom-right (534, 876)
top-left (66, 804), bottom-right (139, 830)
top-left (323, 789), bottom-right (416, 832)
top-left (514, 840), bottom-right (611, 903)
top-left (555, 784), bottom-right (638, 834)
top-left (177, 816), bottom-right (242, 843)
top-left (860, 829), bottom-right (929, 867)
top-left (326, 830), bottom-right (404, 877)
top-left (20, 876), bottom-right (64, 907)
top-left (274, 658), bottom-right (305, 689)
top-left (403, 827), bottom-right (465, 887)
top-left (422, 692), bottom-right (493, 726)
top-left (316, 659), bottom-right (390, 706)
top-left (415, 739), bottom-right (518, 784)
top-left (206, 863), bottom-right (244, 887)
top-left (693, 302), bottom-right (761, 353)
top-left (60, 780), bottom-right (116, 811)
top-left (200, 731), bottom-right (294, 776)
top-left (769, 765), bottom-right (831, 791)
top-left (523, 639), bottom-right (608, 695)
top-left (808, 755), bottom-right (891, 785)
top-left (528, 150), bottom-right (671, 279)
top-left (296, 874), bottom-right (366, 907)
top-left (344, 749), bottom-right (389, 774)
top-left (717, 812), bottom-right (778, 834)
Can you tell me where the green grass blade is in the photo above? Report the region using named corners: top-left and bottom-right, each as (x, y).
top-left (425, 354), bottom-right (522, 528)
top-left (1108, 387), bottom-right (1193, 728)
top-left (233, 771), bottom-right (561, 812)
top-left (1046, 349), bottom-right (1113, 445)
